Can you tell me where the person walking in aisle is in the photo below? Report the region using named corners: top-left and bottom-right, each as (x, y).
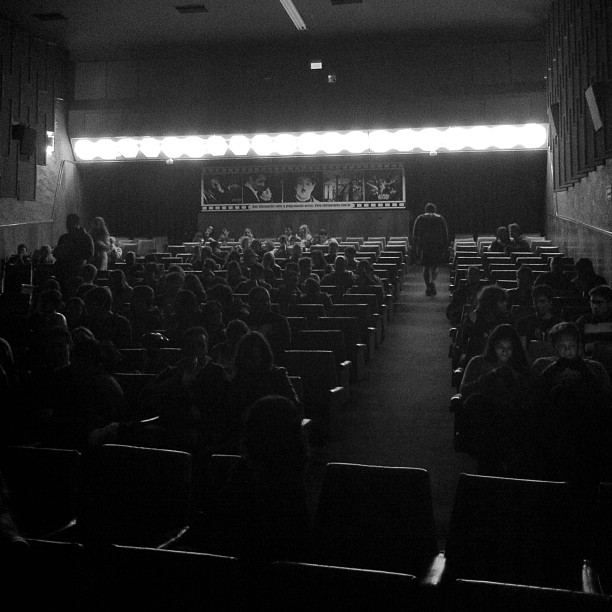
top-left (412, 202), bottom-right (449, 296)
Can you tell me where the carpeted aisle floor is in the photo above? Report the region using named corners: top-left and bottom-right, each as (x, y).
top-left (307, 263), bottom-right (476, 548)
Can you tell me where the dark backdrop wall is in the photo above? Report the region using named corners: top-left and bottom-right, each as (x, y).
top-left (78, 150), bottom-right (546, 242)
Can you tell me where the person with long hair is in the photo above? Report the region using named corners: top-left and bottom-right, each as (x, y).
top-left (459, 324), bottom-right (534, 477)
top-left (90, 217), bottom-right (111, 271)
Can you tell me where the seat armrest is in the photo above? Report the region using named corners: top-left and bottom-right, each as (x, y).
top-left (450, 394), bottom-right (463, 413)
top-left (421, 552), bottom-right (447, 588)
top-left (582, 559), bottom-right (602, 594)
top-left (451, 367), bottom-right (464, 390)
top-left (449, 327), bottom-right (457, 339)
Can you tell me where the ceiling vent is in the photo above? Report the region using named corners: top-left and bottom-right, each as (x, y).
top-left (33, 13), bottom-right (67, 21)
top-left (175, 5), bottom-right (209, 13)
top-left (330, 0), bottom-right (363, 5)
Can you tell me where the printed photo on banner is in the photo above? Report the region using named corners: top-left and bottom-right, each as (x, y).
top-left (242, 172), bottom-right (281, 204)
top-left (283, 171), bottom-right (324, 203)
top-left (202, 174), bottom-right (242, 204)
top-left (365, 171), bottom-right (401, 201)
top-left (323, 171), bottom-right (364, 202)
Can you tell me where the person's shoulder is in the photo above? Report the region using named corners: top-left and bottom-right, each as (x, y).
top-left (531, 356), bottom-right (555, 372)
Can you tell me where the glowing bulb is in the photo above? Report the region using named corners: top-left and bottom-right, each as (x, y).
top-left (369, 130), bottom-right (394, 153)
top-left (251, 134), bottom-right (275, 156)
top-left (467, 126), bottom-right (491, 150)
top-left (490, 125), bottom-right (520, 149)
top-left (415, 128), bottom-right (443, 152)
top-left (95, 139), bottom-right (118, 160)
top-left (229, 135), bottom-right (251, 156)
top-left (140, 137), bottom-right (162, 158)
top-left (207, 135), bottom-right (228, 156)
top-left (183, 136), bottom-right (207, 158)
top-left (321, 132), bottom-right (344, 154)
top-left (73, 139), bottom-right (96, 161)
top-left (117, 138), bottom-right (140, 158)
top-left (161, 137), bottom-right (185, 158)
top-left (297, 132), bottom-right (320, 155)
top-left (519, 123), bottom-right (548, 148)
top-left (345, 131), bottom-right (369, 153)
top-left (393, 129), bottom-right (416, 152)
top-left (442, 127), bottom-right (468, 151)
top-left (274, 133), bottom-right (298, 155)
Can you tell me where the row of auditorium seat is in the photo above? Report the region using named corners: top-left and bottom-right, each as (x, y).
top-left (2, 445), bottom-right (611, 607)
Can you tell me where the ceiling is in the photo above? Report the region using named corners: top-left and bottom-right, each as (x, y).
top-left (2, 0), bottom-right (552, 61)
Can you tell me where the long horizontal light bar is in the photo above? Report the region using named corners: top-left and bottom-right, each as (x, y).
top-left (279, 0), bottom-right (307, 31)
top-left (71, 124), bottom-right (548, 161)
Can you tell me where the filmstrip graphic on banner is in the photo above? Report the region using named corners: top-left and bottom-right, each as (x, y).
top-left (201, 163), bottom-right (406, 211)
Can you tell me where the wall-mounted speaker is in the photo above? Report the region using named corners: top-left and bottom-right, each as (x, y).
top-left (547, 103), bottom-right (560, 138)
top-left (11, 123), bottom-right (37, 156)
top-left (585, 82), bottom-right (611, 132)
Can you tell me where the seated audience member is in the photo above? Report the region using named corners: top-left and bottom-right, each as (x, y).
top-left (128, 284), bottom-right (164, 341)
top-left (298, 224), bottom-right (313, 248)
top-left (285, 226), bottom-right (301, 245)
top-left (298, 277), bottom-right (334, 314)
top-left (575, 284), bottom-right (612, 355)
top-left (228, 332), bottom-right (301, 432)
top-left (217, 227), bottom-right (230, 244)
top-left (83, 286), bottom-right (133, 348)
top-left (7, 243), bottom-right (31, 266)
top-left (210, 318), bottom-right (249, 378)
top-left (455, 285), bottom-right (512, 368)
top-left (262, 251), bottom-right (283, 287)
top-left (297, 257), bottom-right (320, 288)
top-left (210, 394), bottom-right (309, 562)
top-left (155, 271), bottom-right (185, 316)
top-left (310, 249), bottom-right (330, 274)
top-left (311, 228), bottom-right (330, 246)
top-left (321, 255), bottom-right (355, 292)
top-left (201, 299), bottom-right (227, 349)
top-left (165, 290), bottom-right (206, 347)
top-left (32, 327), bottom-right (125, 451)
top-left (63, 296), bottom-right (87, 331)
top-left (235, 262), bottom-right (272, 294)
top-left (446, 266), bottom-right (482, 326)
top-left (241, 248), bottom-right (258, 276)
top-left (140, 261), bottom-right (162, 291)
top-left (183, 273), bottom-right (207, 305)
top-left (273, 263), bottom-right (303, 313)
top-left (207, 282), bottom-right (249, 323)
top-left (147, 326), bottom-right (230, 454)
top-left (108, 269), bottom-right (133, 315)
top-left (274, 235), bottom-right (290, 260)
top-left (27, 290), bottom-right (67, 335)
top-left (487, 226), bottom-right (511, 253)
top-left (244, 287), bottom-right (291, 364)
top-left (354, 258), bottom-right (383, 288)
top-left (571, 257), bottom-right (607, 299)
top-left (459, 324), bottom-right (534, 476)
top-left (238, 235), bottom-right (252, 254)
top-left (188, 245), bottom-right (205, 271)
top-left (531, 321), bottom-right (612, 498)
top-left (207, 239), bottom-right (228, 266)
top-left (534, 255), bottom-right (575, 294)
top-left (516, 284), bottom-right (561, 354)
top-left (324, 239), bottom-right (340, 265)
top-left (82, 263), bottom-right (98, 286)
top-left (226, 260), bottom-right (248, 290)
top-left (249, 239), bottom-right (264, 260)
top-left (33, 244), bottom-right (56, 265)
top-left (200, 258), bottom-right (221, 290)
top-left (505, 223), bottom-right (531, 254)
top-left (344, 245), bottom-right (358, 271)
top-left (506, 265), bottom-right (535, 317)
top-left (286, 243), bottom-right (303, 267)
top-left (108, 236), bottom-right (122, 264)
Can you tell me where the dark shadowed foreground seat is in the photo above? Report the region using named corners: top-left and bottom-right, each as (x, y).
top-left (311, 462), bottom-right (439, 578)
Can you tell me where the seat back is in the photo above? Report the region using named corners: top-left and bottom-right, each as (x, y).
top-left (592, 482), bottom-right (612, 594)
top-left (81, 443), bottom-right (192, 547)
top-left (294, 329), bottom-right (348, 363)
top-left (313, 462), bottom-right (438, 576)
top-left (148, 347), bottom-right (182, 373)
top-left (271, 561), bottom-right (418, 612)
top-left (117, 347), bottom-right (148, 373)
top-left (286, 316), bottom-right (309, 338)
top-left (0, 446), bottom-right (81, 539)
top-left (315, 316), bottom-right (362, 351)
top-left (115, 372), bottom-right (158, 419)
top-left (445, 473), bottom-right (582, 589)
top-left (287, 303), bottom-right (326, 326)
top-left (343, 292), bottom-right (379, 317)
top-left (330, 304), bottom-right (372, 338)
top-left (283, 350), bottom-right (339, 400)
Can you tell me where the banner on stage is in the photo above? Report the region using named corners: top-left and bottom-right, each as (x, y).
top-left (200, 162), bottom-right (406, 212)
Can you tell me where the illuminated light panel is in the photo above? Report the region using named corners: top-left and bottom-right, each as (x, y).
top-left (140, 137), bottom-right (162, 158)
top-left (369, 130), bottom-right (394, 153)
top-left (96, 138), bottom-right (118, 160)
top-left (207, 135), bottom-right (228, 156)
top-left (297, 132), bottom-right (320, 155)
top-left (274, 133), bottom-right (298, 155)
top-left (345, 130), bottom-right (369, 153)
top-left (229, 135), bottom-right (251, 156)
top-left (184, 136), bottom-right (207, 158)
top-left (321, 132), bottom-right (344, 154)
top-left (117, 138), bottom-right (140, 158)
top-left (71, 123), bottom-right (548, 161)
top-left (251, 134), bottom-right (275, 156)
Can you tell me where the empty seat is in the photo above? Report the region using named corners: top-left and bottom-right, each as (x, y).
top-left (330, 304), bottom-right (376, 361)
top-left (342, 292), bottom-right (384, 344)
top-left (315, 316), bottom-right (367, 382)
top-left (312, 462), bottom-right (439, 577)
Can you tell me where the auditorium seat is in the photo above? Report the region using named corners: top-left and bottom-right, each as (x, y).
top-left (585, 482), bottom-right (612, 595)
top-left (286, 316), bottom-right (308, 338)
top-left (330, 304), bottom-right (376, 361)
top-left (0, 445), bottom-right (81, 540)
top-left (114, 372), bottom-right (158, 419)
top-left (315, 316), bottom-right (366, 382)
top-left (287, 303), bottom-right (327, 327)
top-left (293, 330), bottom-right (352, 404)
top-left (342, 292), bottom-right (384, 344)
top-left (311, 462), bottom-right (439, 578)
top-left (282, 350), bottom-right (345, 444)
top-left (117, 347), bottom-right (148, 373)
top-left (431, 473), bottom-right (584, 591)
top-left (147, 346), bottom-right (182, 372)
top-left (270, 561), bottom-right (420, 612)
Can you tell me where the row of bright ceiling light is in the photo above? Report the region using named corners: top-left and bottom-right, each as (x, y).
top-left (72, 124), bottom-right (548, 161)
